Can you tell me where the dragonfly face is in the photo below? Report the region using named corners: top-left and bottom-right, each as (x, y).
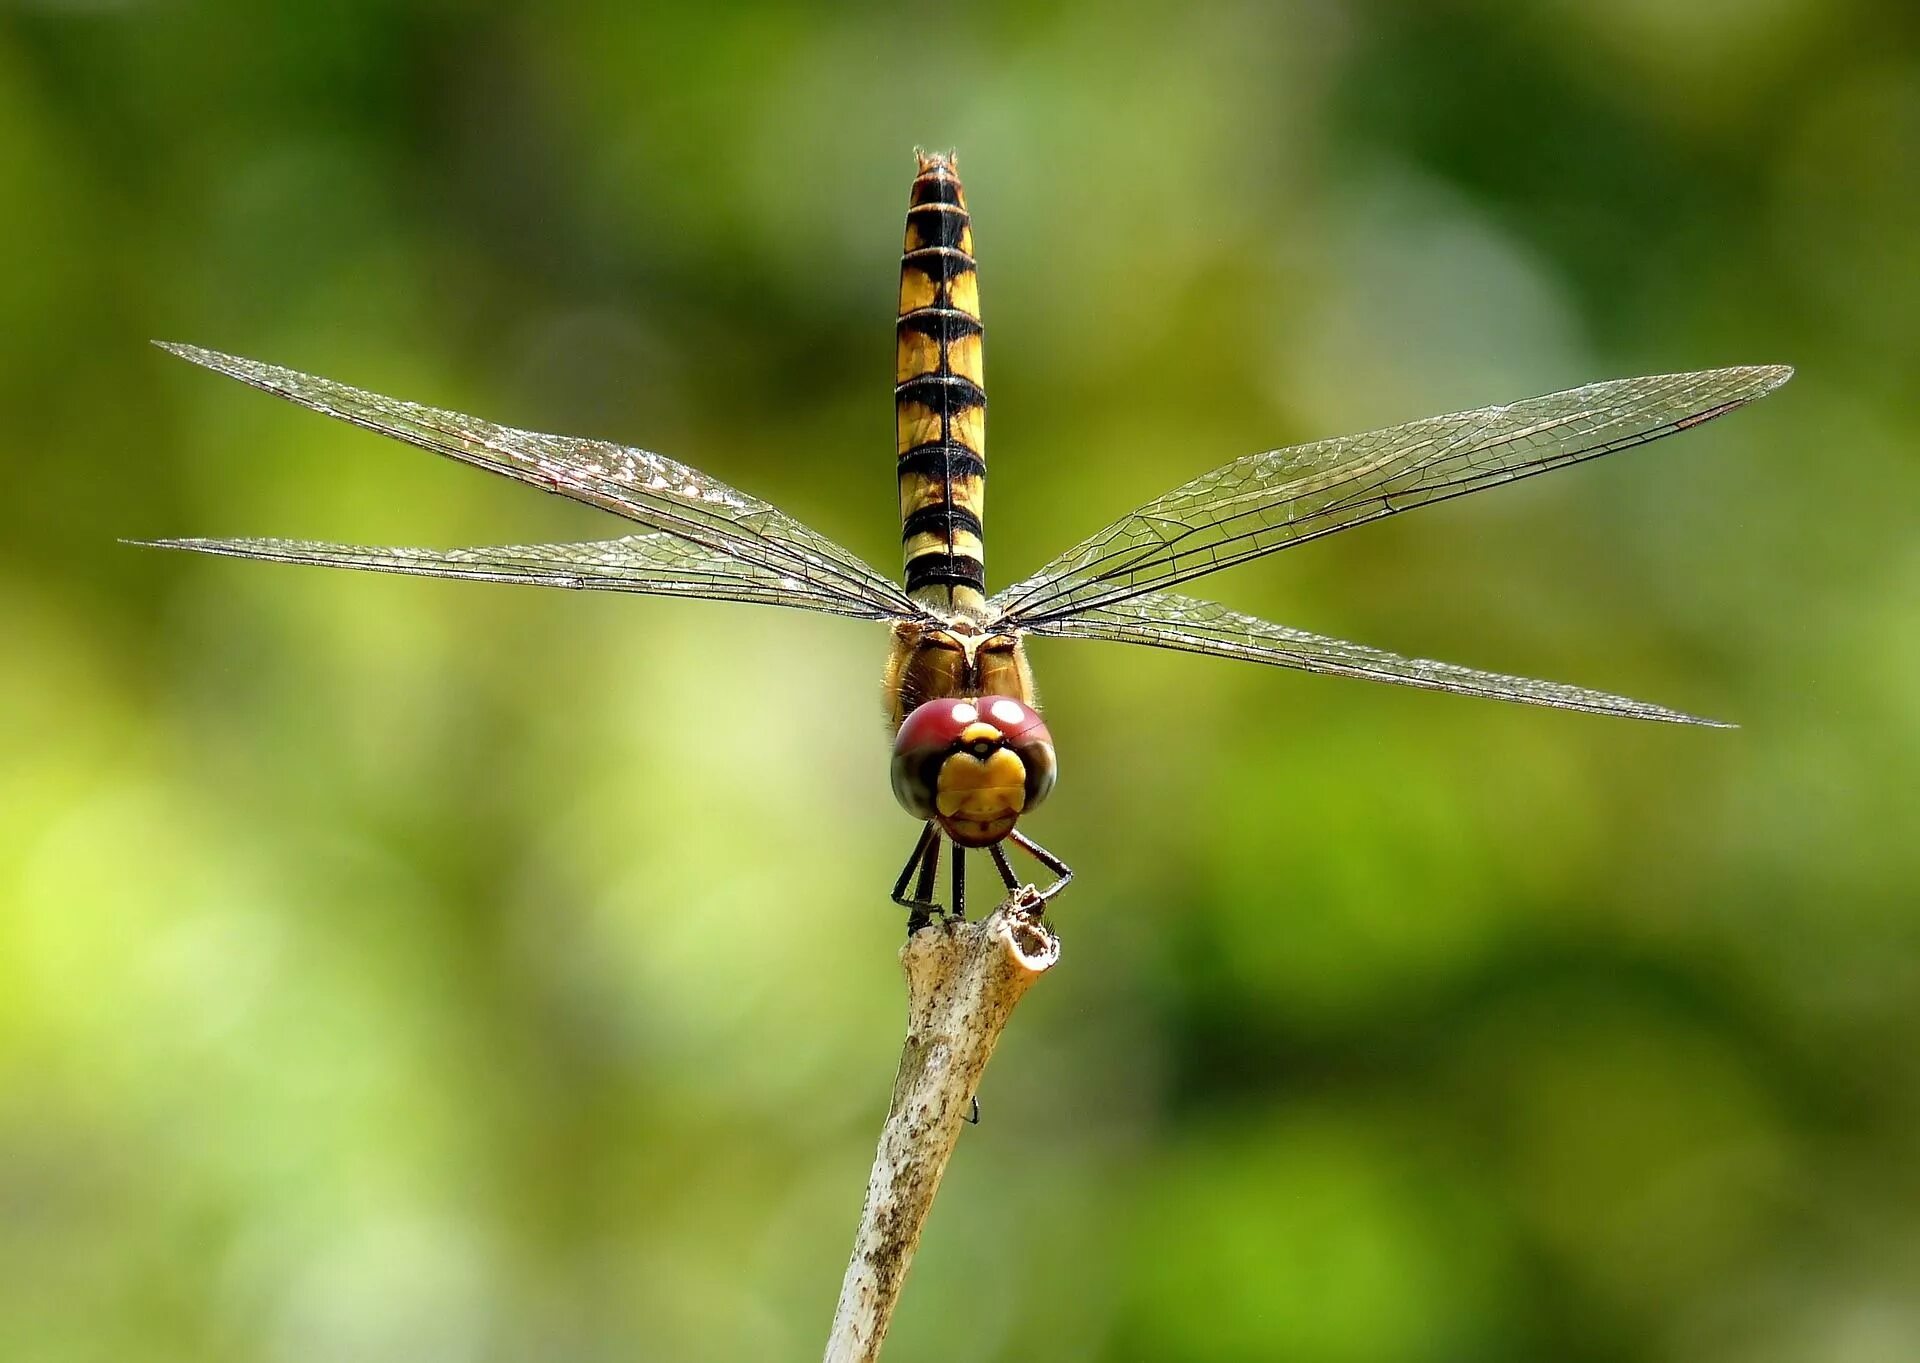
top-left (891, 694), bottom-right (1056, 849)
top-left (138, 149), bottom-right (1791, 931)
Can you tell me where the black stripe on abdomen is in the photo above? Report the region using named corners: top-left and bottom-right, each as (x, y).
top-left (897, 307), bottom-right (984, 342)
top-left (906, 205), bottom-right (969, 248)
top-left (901, 503), bottom-right (985, 541)
top-left (895, 372), bottom-right (986, 411)
top-left (901, 246), bottom-right (976, 284)
top-left (910, 175), bottom-right (964, 207)
top-left (906, 552), bottom-right (986, 594)
top-left (897, 443), bottom-right (987, 481)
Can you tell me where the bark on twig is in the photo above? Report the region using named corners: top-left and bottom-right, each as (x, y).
top-left (823, 893), bottom-right (1061, 1363)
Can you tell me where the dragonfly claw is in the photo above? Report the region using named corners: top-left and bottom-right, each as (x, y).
top-left (898, 898), bottom-right (944, 933)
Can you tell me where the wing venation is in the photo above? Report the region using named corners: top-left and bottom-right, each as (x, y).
top-left (154, 342), bottom-right (924, 621)
top-left (991, 366), bottom-right (1791, 627)
top-left (1022, 591), bottom-right (1730, 726)
top-left (134, 532), bottom-right (894, 618)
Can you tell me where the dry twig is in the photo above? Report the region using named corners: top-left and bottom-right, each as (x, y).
top-left (823, 893), bottom-right (1061, 1363)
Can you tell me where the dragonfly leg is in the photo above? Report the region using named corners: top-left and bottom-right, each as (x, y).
top-left (951, 845), bottom-right (967, 923)
top-left (988, 841), bottom-right (1021, 893)
top-left (1008, 829), bottom-right (1073, 906)
top-left (891, 823), bottom-right (943, 932)
top-left (915, 832), bottom-right (942, 908)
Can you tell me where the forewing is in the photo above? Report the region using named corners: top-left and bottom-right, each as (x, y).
top-left (991, 367), bottom-right (1791, 627)
top-left (156, 342), bottom-right (926, 621)
top-left (135, 532), bottom-right (894, 618)
top-left (1023, 591), bottom-right (1729, 726)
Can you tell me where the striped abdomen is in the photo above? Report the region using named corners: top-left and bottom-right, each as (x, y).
top-left (896, 151), bottom-right (987, 619)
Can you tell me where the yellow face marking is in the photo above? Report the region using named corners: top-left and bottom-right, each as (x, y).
top-left (945, 333), bottom-right (984, 386)
top-left (934, 748), bottom-right (1027, 820)
top-left (896, 330), bottom-right (942, 384)
top-left (896, 402), bottom-right (942, 452)
top-left (946, 271), bottom-right (979, 317)
top-left (899, 269), bottom-right (939, 313)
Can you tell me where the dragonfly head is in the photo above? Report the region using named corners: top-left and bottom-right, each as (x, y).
top-left (890, 695), bottom-right (1056, 847)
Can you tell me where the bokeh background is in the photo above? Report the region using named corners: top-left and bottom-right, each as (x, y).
top-left (3, 2), bottom-right (1917, 1360)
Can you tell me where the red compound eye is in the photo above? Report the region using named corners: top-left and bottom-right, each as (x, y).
top-left (891, 697), bottom-right (984, 820)
top-left (987, 696), bottom-right (1057, 813)
top-left (894, 696), bottom-right (985, 757)
top-left (890, 695), bottom-right (1057, 833)
top-left (974, 695), bottom-right (1049, 748)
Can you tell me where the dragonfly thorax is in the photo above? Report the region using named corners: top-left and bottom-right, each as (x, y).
top-left (884, 617), bottom-right (1035, 730)
top-left (891, 695), bottom-right (1056, 848)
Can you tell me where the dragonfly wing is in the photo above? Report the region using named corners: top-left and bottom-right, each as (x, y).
top-left (155, 342), bottom-right (928, 622)
top-left (1022, 590), bottom-right (1730, 726)
top-left (134, 531), bottom-right (895, 618)
top-left (990, 366), bottom-right (1791, 627)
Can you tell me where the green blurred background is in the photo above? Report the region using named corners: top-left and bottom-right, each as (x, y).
top-left (3, 2), bottom-right (1916, 1359)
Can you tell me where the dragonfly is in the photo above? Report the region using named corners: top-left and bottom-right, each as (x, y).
top-left (141, 151), bottom-right (1791, 927)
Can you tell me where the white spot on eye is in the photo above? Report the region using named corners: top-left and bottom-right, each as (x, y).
top-left (951, 702), bottom-right (979, 724)
top-left (990, 700), bottom-right (1025, 725)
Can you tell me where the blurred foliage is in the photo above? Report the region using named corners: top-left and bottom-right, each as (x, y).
top-left (2, 1), bottom-right (1917, 1360)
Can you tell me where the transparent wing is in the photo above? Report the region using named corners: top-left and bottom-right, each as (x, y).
top-left (1024, 591), bottom-right (1729, 726)
top-left (133, 531), bottom-right (892, 618)
top-left (155, 342), bottom-right (928, 622)
top-left (991, 366), bottom-right (1792, 627)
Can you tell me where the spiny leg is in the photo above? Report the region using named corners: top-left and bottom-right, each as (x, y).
top-left (988, 841), bottom-right (1020, 893)
top-left (1008, 829), bottom-right (1074, 905)
top-left (915, 832), bottom-right (942, 907)
top-left (891, 823), bottom-right (942, 931)
top-left (890, 822), bottom-right (936, 902)
top-left (951, 843), bottom-right (967, 923)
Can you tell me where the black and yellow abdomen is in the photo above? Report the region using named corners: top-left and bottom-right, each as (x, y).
top-left (896, 150), bottom-right (987, 619)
